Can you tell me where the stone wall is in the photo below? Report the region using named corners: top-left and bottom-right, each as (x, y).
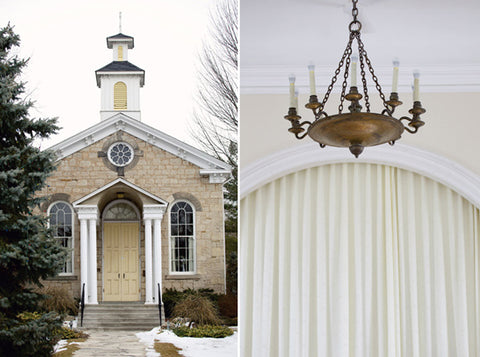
top-left (39, 131), bottom-right (226, 300)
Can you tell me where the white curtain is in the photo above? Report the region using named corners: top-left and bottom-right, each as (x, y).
top-left (240, 163), bottom-right (480, 357)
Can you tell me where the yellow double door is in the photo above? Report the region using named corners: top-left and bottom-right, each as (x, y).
top-left (104, 222), bottom-right (139, 301)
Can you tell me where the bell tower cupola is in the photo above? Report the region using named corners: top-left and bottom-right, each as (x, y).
top-left (95, 22), bottom-right (145, 121)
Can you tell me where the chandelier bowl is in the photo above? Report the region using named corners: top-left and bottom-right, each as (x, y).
top-left (308, 112), bottom-right (404, 150)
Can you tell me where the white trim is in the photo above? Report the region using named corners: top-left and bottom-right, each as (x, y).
top-left (168, 200), bottom-right (197, 275)
top-left (107, 141), bottom-right (134, 167)
top-left (240, 143), bottom-right (480, 209)
top-left (199, 169), bottom-right (232, 184)
top-left (73, 177), bottom-right (168, 206)
top-left (241, 63), bottom-right (480, 94)
top-left (47, 113), bottom-right (231, 175)
top-left (47, 201), bottom-right (75, 276)
top-left (102, 199), bottom-right (141, 221)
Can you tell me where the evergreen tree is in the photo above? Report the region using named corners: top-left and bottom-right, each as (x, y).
top-left (0, 24), bottom-right (66, 356)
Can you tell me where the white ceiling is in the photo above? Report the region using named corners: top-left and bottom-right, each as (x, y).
top-left (240, 0), bottom-right (480, 93)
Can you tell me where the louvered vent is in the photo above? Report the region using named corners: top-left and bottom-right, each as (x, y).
top-left (114, 82), bottom-right (127, 110)
top-left (118, 46), bottom-right (123, 60)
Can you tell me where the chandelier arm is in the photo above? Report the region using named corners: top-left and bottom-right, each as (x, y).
top-left (321, 33), bottom-right (356, 108)
top-left (399, 116), bottom-right (420, 134)
top-left (381, 108), bottom-right (394, 117)
top-left (295, 131), bottom-right (310, 140)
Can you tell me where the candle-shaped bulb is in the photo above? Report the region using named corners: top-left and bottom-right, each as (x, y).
top-left (392, 58), bottom-right (399, 93)
top-left (289, 74), bottom-right (296, 108)
top-left (294, 90), bottom-right (299, 110)
top-left (351, 55), bottom-right (358, 87)
top-left (413, 70), bottom-right (420, 102)
top-left (308, 64), bottom-right (316, 96)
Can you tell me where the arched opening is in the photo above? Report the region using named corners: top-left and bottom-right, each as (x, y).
top-left (240, 144), bottom-right (480, 355)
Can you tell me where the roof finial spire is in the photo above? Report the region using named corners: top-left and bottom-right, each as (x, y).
top-left (119, 11), bottom-right (122, 33)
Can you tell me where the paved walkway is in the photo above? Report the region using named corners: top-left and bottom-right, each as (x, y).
top-left (73, 330), bottom-right (151, 357)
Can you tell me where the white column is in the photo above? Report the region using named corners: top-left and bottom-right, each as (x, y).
top-left (144, 218), bottom-right (153, 304)
top-left (88, 218), bottom-right (98, 304)
top-left (80, 219), bottom-right (89, 304)
top-left (144, 205), bottom-right (166, 305)
top-left (153, 218), bottom-right (162, 304)
top-left (76, 205), bottom-right (99, 305)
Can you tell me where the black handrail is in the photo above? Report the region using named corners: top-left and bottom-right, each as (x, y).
top-left (80, 283), bottom-right (85, 327)
top-left (157, 283), bottom-right (162, 326)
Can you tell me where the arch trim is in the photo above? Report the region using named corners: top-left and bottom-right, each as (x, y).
top-left (241, 143), bottom-right (480, 209)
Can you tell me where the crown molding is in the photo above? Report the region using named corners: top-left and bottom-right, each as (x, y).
top-left (241, 64), bottom-right (480, 94)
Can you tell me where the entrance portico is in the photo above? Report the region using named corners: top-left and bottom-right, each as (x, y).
top-left (73, 178), bottom-right (167, 305)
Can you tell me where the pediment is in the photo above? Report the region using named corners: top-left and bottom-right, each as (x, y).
top-left (48, 113), bottom-right (231, 183)
top-left (72, 177), bottom-right (168, 207)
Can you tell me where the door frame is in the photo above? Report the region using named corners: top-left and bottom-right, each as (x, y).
top-left (101, 199), bottom-right (142, 302)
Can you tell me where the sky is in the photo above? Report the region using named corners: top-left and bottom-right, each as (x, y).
top-left (0, 0), bottom-right (217, 149)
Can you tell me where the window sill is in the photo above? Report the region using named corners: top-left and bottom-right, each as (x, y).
top-left (46, 275), bottom-right (78, 281)
top-left (165, 274), bottom-right (201, 280)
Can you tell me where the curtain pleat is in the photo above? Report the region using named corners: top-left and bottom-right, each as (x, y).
top-left (240, 163), bottom-right (480, 356)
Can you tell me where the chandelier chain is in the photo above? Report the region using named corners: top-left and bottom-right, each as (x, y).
top-left (358, 42), bottom-right (371, 112)
top-left (322, 34), bottom-right (355, 108)
top-left (339, 46), bottom-right (352, 113)
top-left (357, 37), bottom-right (390, 111)
top-left (352, 0), bottom-right (359, 22)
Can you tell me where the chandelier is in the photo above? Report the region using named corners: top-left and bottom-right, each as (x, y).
top-left (284, 0), bottom-right (426, 157)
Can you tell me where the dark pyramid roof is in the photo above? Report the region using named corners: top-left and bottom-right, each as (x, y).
top-left (95, 61), bottom-right (145, 86)
top-left (107, 33), bottom-right (134, 48)
top-left (96, 61), bottom-right (144, 72)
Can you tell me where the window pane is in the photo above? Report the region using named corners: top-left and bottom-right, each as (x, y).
top-left (170, 201), bottom-right (195, 272)
top-left (179, 210), bottom-right (186, 224)
top-left (49, 202), bottom-right (73, 274)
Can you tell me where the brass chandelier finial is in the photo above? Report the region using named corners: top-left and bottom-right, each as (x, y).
top-left (284, 0), bottom-right (426, 158)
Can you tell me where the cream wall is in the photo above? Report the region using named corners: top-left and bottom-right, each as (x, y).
top-left (240, 92), bottom-right (480, 177)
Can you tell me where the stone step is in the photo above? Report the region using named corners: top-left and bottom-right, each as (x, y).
top-left (78, 303), bottom-right (165, 331)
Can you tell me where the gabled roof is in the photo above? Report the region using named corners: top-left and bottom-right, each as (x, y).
top-left (107, 33), bottom-right (134, 49)
top-left (95, 61), bottom-right (145, 86)
top-left (72, 177), bottom-right (168, 206)
top-left (47, 113), bottom-right (232, 183)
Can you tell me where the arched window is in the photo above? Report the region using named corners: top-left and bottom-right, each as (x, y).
top-left (114, 81), bottom-right (127, 110)
top-left (118, 45), bottom-right (123, 60)
top-left (103, 201), bottom-right (139, 221)
top-left (48, 202), bottom-right (74, 274)
top-left (170, 201), bottom-right (195, 273)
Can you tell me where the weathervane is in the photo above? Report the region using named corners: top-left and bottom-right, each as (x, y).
top-left (119, 12), bottom-right (122, 33)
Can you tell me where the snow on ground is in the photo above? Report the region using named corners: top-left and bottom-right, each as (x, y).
top-left (136, 327), bottom-right (238, 357)
top-left (53, 339), bottom-right (68, 353)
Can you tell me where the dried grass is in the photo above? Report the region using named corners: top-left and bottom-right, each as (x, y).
top-left (154, 342), bottom-right (184, 356)
top-left (172, 294), bottom-right (221, 326)
top-left (39, 286), bottom-right (78, 315)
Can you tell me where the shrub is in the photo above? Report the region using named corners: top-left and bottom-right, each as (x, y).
top-left (0, 310), bottom-right (62, 357)
top-left (53, 326), bottom-right (86, 340)
top-left (163, 288), bottom-right (221, 318)
top-left (218, 294), bottom-right (237, 318)
top-left (163, 288), bottom-right (185, 318)
top-left (172, 295), bottom-right (221, 326)
top-left (172, 325), bottom-right (234, 338)
top-left (38, 286), bottom-right (78, 316)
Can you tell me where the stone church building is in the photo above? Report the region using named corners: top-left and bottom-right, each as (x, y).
top-left (39, 32), bottom-right (231, 307)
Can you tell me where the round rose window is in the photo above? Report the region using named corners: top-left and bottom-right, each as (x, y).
top-left (107, 142), bottom-right (134, 167)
